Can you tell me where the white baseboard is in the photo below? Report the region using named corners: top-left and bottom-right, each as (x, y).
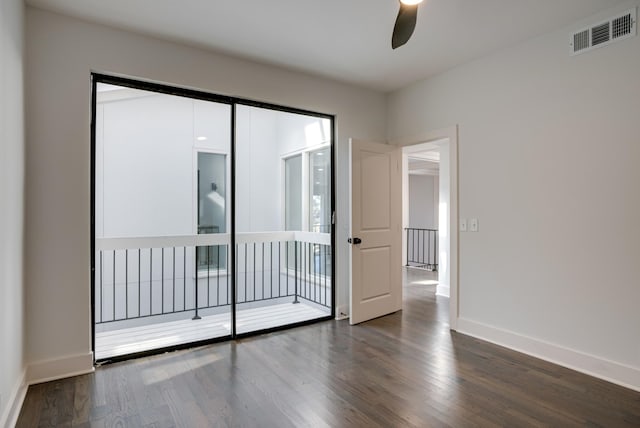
top-left (0, 369), bottom-right (27, 428)
top-left (26, 352), bottom-right (95, 386)
top-left (0, 353), bottom-right (95, 427)
top-left (457, 318), bottom-right (640, 392)
top-left (436, 283), bottom-right (450, 298)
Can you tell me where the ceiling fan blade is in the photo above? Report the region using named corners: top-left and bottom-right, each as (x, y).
top-left (392, 3), bottom-right (419, 49)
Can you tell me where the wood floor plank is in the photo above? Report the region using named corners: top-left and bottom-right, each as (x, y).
top-left (16, 268), bottom-right (640, 427)
top-left (70, 375), bottom-right (90, 425)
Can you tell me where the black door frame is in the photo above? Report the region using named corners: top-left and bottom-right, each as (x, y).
top-left (90, 73), bottom-right (336, 364)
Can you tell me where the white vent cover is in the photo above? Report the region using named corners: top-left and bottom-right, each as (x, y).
top-left (570, 8), bottom-right (637, 55)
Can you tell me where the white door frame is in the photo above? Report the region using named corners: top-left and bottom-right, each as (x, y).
top-left (390, 125), bottom-right (459, 331)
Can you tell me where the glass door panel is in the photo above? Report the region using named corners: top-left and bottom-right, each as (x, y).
top-left (235, 105), bottom-right (332, 335)
top-left (93, 80), bottom-right (232, 360)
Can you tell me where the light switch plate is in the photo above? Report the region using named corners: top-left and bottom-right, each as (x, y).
top-left (460, 218), bottom-right (467, 232)
top-left (470, 218), bottom-right (479, 232)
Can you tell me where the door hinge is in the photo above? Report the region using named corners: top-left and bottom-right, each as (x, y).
top-left (332, 211), bottom-right (336, 224)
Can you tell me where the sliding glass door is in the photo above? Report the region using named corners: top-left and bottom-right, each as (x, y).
top-left (93, 81), bottom-right (233, 360)
top-left (92, 75), bottom-right (334, 361)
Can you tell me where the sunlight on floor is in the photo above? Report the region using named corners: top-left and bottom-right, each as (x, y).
top-left (142, 352), bottom-right (224, 385)
top-left (413, 279), bottom-right (439, 285)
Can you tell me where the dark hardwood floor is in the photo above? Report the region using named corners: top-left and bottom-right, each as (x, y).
top-left (17, 268), bottom-right (640, 427)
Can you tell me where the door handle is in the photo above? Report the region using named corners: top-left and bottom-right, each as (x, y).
top-left (348, 237), bottom-right (362, 245)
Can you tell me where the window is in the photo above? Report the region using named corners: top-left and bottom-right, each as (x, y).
top-left (283, 146), bottom-right (331, 234)
top-left (197, 151), bottom-right (227, 271)
top-left (283, 146), bottom-right (331, 276)
top-left (309, 148), bottom-right (330, 233)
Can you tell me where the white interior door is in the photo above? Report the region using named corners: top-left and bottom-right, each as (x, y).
top-left (349, 139), bottom-right (402, 324)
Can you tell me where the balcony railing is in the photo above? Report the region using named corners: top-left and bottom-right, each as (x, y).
top-left (405, 227), bottom-right (438, 271)
top-left (94, 231), bottom-right (331, 326)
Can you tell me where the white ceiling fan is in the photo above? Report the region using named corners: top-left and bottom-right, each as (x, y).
top-left (392, 0), bottom-right (424, 49)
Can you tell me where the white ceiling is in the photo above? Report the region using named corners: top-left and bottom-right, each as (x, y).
top-left (409, 152), bottom-right (439, 176)
top-left (409, 160), bottom-right (439, 176)
top-left (27, 0), bottom-right (627, 92)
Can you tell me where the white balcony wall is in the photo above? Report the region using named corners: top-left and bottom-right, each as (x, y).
top-left (236, 106), bottom-right (280, 233)
top-left (97, 95), bottom-right (330, 238)
top-left (236, 106), bottom-right (331, 233)
top-left (96, 92), bottom-right (230, 238)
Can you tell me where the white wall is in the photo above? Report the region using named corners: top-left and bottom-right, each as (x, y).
top-left (388, 1), bottom-right (640, 389)
top-left (24, 7), bottom-right (386, 378)
top-left (408, 174), bottom-right (436, 229)
top-left (433, 175), bottom-right (439, 227)
top-left (0, 0), bottom-right (25, 425)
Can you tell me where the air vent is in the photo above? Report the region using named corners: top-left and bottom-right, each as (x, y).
top-left (570, 8), bottom-right (637, 55)
top-left (591, 22), bottom-right (610, 46)
top-left (573, 29), bottom-right (590, 52)
top-left (612, 13), bottom-right (633, 39)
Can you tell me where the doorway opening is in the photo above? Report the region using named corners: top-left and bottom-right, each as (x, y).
top-left (405, 149), bottom-right (439, 272)
top-left (91, 74), bottom-right (335, 362)
top-left (401, 134), bottom-right (457, 329)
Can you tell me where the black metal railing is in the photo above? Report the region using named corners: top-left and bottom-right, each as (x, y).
top-left (405, 228), bottom-right (438, 271)
top-left (95, 237), bottom-right (331, 325)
